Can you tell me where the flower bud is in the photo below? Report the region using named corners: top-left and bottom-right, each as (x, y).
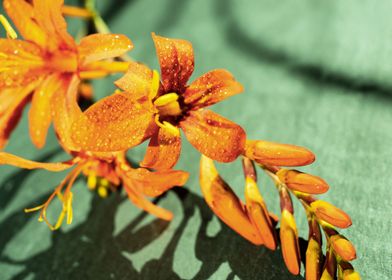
top-left (306, 218), bottom-right (322, 280)
top-left (311, 200), bottom-right (352, 228)
top-left (244, 140), bottom-right (315, 167)
top-left (200, 155), bottom-right (262, 245)
top-left (277, 169), bottom-right (329, 194)
top-left (330, 235), bottom-right (356, 261)
top-left (343, 269), bottom-right (361, 280)
top-left (245, 177), bottom-right (277, 250)
top-left (320, 249), bottom-right (336, 280)
top-left (306, 238), bottom-right (322, 280)
top-left (280, 210), bottom-right (301, 275)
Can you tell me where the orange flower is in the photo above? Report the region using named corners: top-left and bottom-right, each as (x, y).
top-left (0, 81), bottom-right (189, 229)
top-left (71, 33), bottom-right (245, 167)
top-left (0, 149), bottom-right (188, 229)
top-left (0, 0), bottom-right (133, 149)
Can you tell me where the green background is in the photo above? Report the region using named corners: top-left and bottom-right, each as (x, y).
top-left (1, 0), bottom-right (391, 279)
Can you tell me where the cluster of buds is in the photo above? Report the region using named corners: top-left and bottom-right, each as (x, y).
top-left (0, 0), bottom-right (360, 278)
top-left (200, 140), bottom-right (360, 279)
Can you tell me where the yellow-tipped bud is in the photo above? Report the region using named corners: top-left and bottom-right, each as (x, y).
top-left (343, 269), bottom-right (361, 280)
top-left (245, 177), bottom-right (277, 250)
top-left (277, 169), bottom-right (329, 194)
top-left (280, 210), bottom-right (301, 275)
top-left (199, 155), bottom-right (262, 245)
top-left (311, 200), bottom-right (352, 229)
top-left (244, 140), bottom-right (315, 167)
top-left (306, 237), bottom-right (322, 280)
top-left (330, 235), bottom-right (356, 261)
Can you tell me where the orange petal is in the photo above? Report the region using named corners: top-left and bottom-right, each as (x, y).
top-left (3, 0), bottom-right (47, 47)
top-left (115, 62), bottom-right (158, 100)
top-left (71, 92), bottom-right (154, 152)
top-left (245, 177), bottom-right (277, 250)
top-left (244, 140), bottom-right (315, 167)
top-left (29, 74), bottom-right (63, 148)
top-left (199, 155), bottom-right (262, 245)
top-left (277, 169), bottom-right (329, 194)
top-left (311, 200), bottom-right (352, 229)
top-left (0, 152), bottom-right (73, 171)
top-left (306, 237), bottom-right (322, 280)
top-left (181, 110), bottom-right (246, 162)
top-left (140, 127), bottom-right (181, 170)
top-left (0, 39), bottom-right (45, 88)
top-left (78, 34), bottom-right (133, 65)
top-left (51, 74), bottom-right (82, 151)
top-left (330, 235), bottom-right (357, 262)
top-left (0, 81), bottom-right (41, 149)
top-left (280, 210), bottom-right (301, 275)
top-left (122, 176), bottom-right (173, 221)
top-left (152, 33), bottom-right (194, 93)
top-left (126, 168), bottom-right (189, 197)
top-left (184, 69), bottom-right (243, 109)
top-left (30, 0), bottom-right (75, 51)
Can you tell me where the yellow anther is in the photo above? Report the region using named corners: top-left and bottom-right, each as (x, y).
top-left (98, 186), bottom-right (108, 198)
top-left (149, 70), bottom-right (160, 99)
top-left (0, 15), bottom-right (17, 39)
top-left (61, 5), bottom-right (93, 18)
top-left (99, 178), bottom-right (110, 188)
top-left (154, 115), bottom-right (180, 136)
top-left (87, 174), bottom-right (97, 189)
top-left (154, 92), bottom-right (182, 116)
top-left (54, 210), bottom-right (66, 230)
top-left (24, 204), bottom-right (44, 213)
top-left (154, 92), bottom-right (179, 106)
top-left (66, 192), bottom-right (73, 224)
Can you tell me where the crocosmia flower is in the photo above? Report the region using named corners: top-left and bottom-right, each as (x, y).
top-left (0, 0), bottom-right (132, 149)
top-left (0, 80), bottom-right (188, 229)
top-left (71, 33), bottom-right (245, 169)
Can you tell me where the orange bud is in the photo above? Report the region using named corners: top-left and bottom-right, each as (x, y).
top-left (277, 169), bottom-right (329, 194)
top-left (245, 177), bottom-right (277, 250)
top-left (330, 235), bottom-right (357, 261)
top-left (244, 140), bottom-right (315, 167)
top-left (199, 155), bottom-right (262, 245)
top-left (311, 200), bottom-right (352, 228)
top-left (306, 237), bottom-right (322, 280)
top-left (280, 210), bottom-right (301, 275)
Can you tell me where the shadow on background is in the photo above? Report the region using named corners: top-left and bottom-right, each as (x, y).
top-left (0, 186), bottom-right (303, 280)
top-left (0, 148), bottom-right (63, 211)
top-left (215, 0), bottom-right (392, 102)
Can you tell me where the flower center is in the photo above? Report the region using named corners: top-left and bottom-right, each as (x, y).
top-left (154, 92), bottom-right (182, 117)
top-left (47, 50), bottom-right (78, 73)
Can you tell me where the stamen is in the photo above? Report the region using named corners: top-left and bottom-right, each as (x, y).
top-left (24, 204), bottom-right (44, 213)
top-left (98, 186), bottom-right (108, 198)
top-left (0, 15), bottom-right (17, 39)
top-left (66, 192), bottom-right (73, 224)
top-left (87, 173), bottom-right (97, 189)
top-left (150, 70), bottom-right (160, 99)
top-left (61, 5), bottom-right (94, 18)
top-left (154, 92), bottom-right (179, 106)
top-left (154, 115), bottom-right (180, 136)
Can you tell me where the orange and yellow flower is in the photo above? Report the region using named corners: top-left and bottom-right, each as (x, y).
top-left (0, 0), bottom-right (133, 149)
top-left (0, 78), bottom-right (189, 229)
top-left (71, 33), bottom-right (245, 168)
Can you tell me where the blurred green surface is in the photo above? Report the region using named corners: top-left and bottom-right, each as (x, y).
top-left (1, 0), bottom-right (392, 279)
